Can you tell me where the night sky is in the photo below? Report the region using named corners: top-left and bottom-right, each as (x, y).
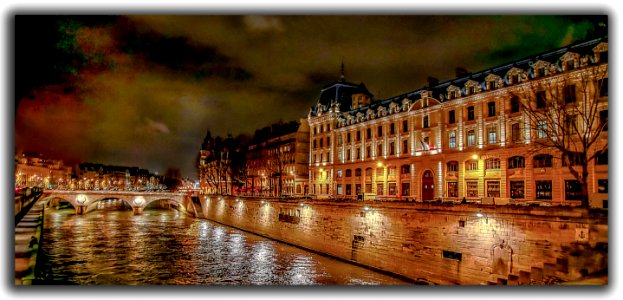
top-left (14, 15), bottom-right (606, 178)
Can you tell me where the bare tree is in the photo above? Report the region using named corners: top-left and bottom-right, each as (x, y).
top-left (512, 64), bottom-right (608, 208)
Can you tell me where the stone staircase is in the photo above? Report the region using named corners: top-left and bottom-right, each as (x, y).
top-left (15, 201), bottom-right (45, 285)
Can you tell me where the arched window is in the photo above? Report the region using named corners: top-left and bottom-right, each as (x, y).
top-left (533, 154), bottom-right (553, 168)
top-left (508, 156), bottom-right (525, 169)
top-left (365, 168), bottom-right (373, 177)
top-left (485, 158), bottom-right (501, 170)
top-left (447, 161), bottom-right (458, 172)
top-left (345, 169), bottom-right (352, 177)
top-left (400, 164), bottom-right (410, 174)
top-left (355, 168), bottom-right (362, 177)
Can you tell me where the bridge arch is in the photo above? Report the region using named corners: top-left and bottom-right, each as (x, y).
top-left (42, 191), bottom-right (191, 215)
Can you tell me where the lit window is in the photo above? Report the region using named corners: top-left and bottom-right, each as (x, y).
top-left (467, 130), bottom-right (476, 147)
top-left (466, 160), bottom-right (478, 171)
top-left (449, 131), bottom-right (456, 148)
top-left (485, 158), bottom-right (500, 170)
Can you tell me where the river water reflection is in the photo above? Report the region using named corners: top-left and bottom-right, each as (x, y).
top-left (39, 207), bottom-right (410, 285)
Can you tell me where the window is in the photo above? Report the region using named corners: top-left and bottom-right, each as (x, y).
top-left (537, 120), bottom-right (547, 139)
top-left (388, 183), bottom-right (397, 196)
top-left (448, 110), bottom-right (456, 124)
top-left (403, 140), bottom-right (408, 154)
top-left (449, 90), bottom-right (457, 99)
top-left (377, 144), bottom-right (383, 157)
top-left (377, 183), bottom-right (384, 195)
top-left (365, 168), bottom-right (372, 177)
top-left (422, 136), bottom-right (430, 151)
top-left (487, 126), bottom-right (497, 144)
top-left (510, 97), bottom-right (520, 113)
top-left (486, 181), bottom-right (500, 197)
top-left (533, 154), bottom-right (553, 168)
top-left (510, 181), bottom-right (525, 199)
top-left (599, 78), bottom-right (608, 97)
top-left (511, 74), bottom-right (519, 84)
top-left (388, 167), bottom-right (396, 177)
top-left (596, 150), bottom-right (608, 165)
top-left (320, 138), bottom-right (323, 148)
top-left (566, 60), bottom-right (575, 71)
top-left (564, 85), bottom-right (576, 103)
top-left (365, 184), bottom-right (372, 193)
top-left (488, 102), bottom-right (496, 117)
top-left (466, 181), bottom-right (478, 197)
top-left (346, 184), bottom-right (352, 195)
top-left (320, 153), bottom-right (324, 162)
top-left (423, 116), bottom-right (429, 128)
top-left (467, 106), bottom-right (475, 121)
top-left (401, 183), bottom-right (410, 196)
top-left (447, 161), bottom-right (458, 172)
top-left (536, 180), bottom-right (552, 200)
top-left (327, 137), bottom-right (330, 147)
top-left (347, 150), bottom-right (351, 161)
top-left (400, 164), bottom-right (410, 174)
top-left (389, 142), bottom-right (395, 155)
top-left (356, 147), bottom-right (361, 160)
top-left (377, 126), bottom-right (383, 137)
top-left (338, 135), bottom-right (343, 145)
top-left (508, 156), bottom-right (525, 169)
top-left (337, 169), bottom-right (343, 178)
top-left (355, 184), bottom-right (362, 195)
top-left (469, 86), bottom-right (477, 95)
top-left (376, 167), bottom-right (384, 176)
top-left (313, 154), bottom-right (316, 162)
top-left (356, 130), bottom-right (361, 141)
top-left (565, 180), bottom-right (582, 200)
top-left (449, 131), bottom-right (456, 148)
top-left (402, 120), bottom-right (408, 132)
top-left (366, 146), bottom-right (371, 159)
top-left (512, 123), bottom-right (521, 143)
top-left (390, 123), bottom-right (395, 135)
top-left (345, 169), bottom-right (352, 177)
top-left (320, 125), bottom-right (323, 133)
top-left (537, 67), bottom-right (545, 78)
top-left (313, 139), bottom-right (317, 149)
top-left (467, 130), bottom-right (476, 147)
top-left (337, 184), bottom-right (343, 195)
top-left (485, 158), bottom-right (500, 170)
top-left (598, 179), bottom-right (608, 194)
top-left (599, 51), bottom-right (608, 63)
top-left (563, 152), bottom-right (585, 166)
top-left (536, 91), bottom-right (547, 109)
top-left (447, 182), bottom-right (458, 197)
top-left (489, 80), bottom-right (498, 90)
top-left (366, 128), bottom-right (371, 139)
top-left (466, 160), bottom-right (478, 171)
top-left (600, 110), bottom-right (608, 131)
top-left (355, 168), bottom-right (362, 177)
top-left (347, 132), bottom-right (351, 143)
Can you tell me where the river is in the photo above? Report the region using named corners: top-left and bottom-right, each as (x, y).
top-left (38, 204), bottom-right (410, 285)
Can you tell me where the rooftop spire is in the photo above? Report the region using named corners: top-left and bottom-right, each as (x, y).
top-left (340, 60), bottom-right (345, 82)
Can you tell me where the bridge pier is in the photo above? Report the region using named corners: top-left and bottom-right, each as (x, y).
top-left (132, 207), bottom-right (144, 215)
top-left (75, 206), bottom-right (86, 215)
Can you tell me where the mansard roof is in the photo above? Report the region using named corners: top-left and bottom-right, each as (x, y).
top-left (312, 80), bottom-right (373, 115)
top-left (319, 36), bottom-right (607, 128)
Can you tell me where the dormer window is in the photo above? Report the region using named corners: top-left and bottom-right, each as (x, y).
top-left (469, 86), bottom-right (476, 95)
top-left (511, 74), bottom-right (519, 84)
top-left (537, 67), bottom-right (545, 78)
top-left (489, 80), bottom-right (498, 90)
top-left (449, 90), bottom-right (457, 99)
top-left (566, 60), bottom-right (575, 71)
top-left (599, 51), bottom-right (608, 63)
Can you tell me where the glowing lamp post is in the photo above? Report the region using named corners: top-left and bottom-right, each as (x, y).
top-left (75, 194), bottom-right (88, 215)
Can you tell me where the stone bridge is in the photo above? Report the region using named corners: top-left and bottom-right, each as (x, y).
top-left (41, 190), bottom-right (193, 215)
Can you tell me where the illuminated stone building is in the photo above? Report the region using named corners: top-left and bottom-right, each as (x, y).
top-left (308, 37), bottom-right (608, 208)
top-left (75, 163), bottom-right (162, 191)
top-left (245, 119), bottom-right (310, 197)
top-left (14, 152), bottom-right (72, 189)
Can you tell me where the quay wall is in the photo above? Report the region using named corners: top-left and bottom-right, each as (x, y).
top-left (199, 196), bottom-right (608, 285)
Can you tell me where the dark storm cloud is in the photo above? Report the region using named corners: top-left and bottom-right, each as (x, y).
top-left (15, 15), bottom-right (605, 178)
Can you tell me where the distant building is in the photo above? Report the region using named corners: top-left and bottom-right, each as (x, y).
top-left (245, 119), bottom-right (310, 197)
top-left (14, 152), bottom-right (72, 189)
top-left (308, 37), bottom-right (608, 207)
top-left (75, 163), bottom-right (163, 191)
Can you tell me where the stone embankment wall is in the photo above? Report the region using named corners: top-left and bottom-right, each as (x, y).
top-left (198, 196), bottom-right (607, 285)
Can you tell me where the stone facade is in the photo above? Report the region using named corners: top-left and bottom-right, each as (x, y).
top-left (200, 196), bottom-right (607, 285)
top-left (308, 37), bottom-right (608, 208)
top-left (245, 119), bottom-right (310, 197)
